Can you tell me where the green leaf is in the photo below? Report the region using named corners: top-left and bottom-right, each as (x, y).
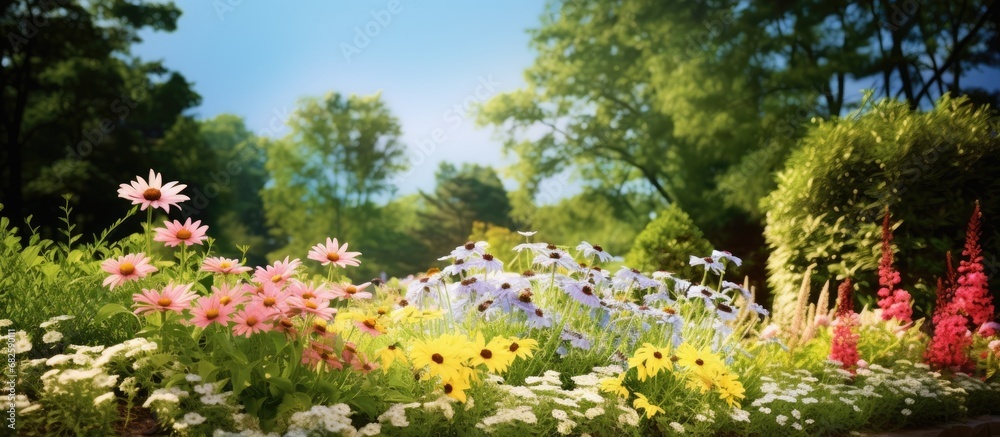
top-left (94, 303), bottom-right (139, 324)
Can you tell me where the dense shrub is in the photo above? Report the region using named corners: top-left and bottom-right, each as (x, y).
top-left (626, 204), bottom-right (713, 278)
top-left (764, 95), bottom-right (1000, 321)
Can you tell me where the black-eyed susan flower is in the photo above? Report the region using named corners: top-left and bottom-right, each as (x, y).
top-left (627, 343), bottom-right (673, 381)
top-left (598, 373), bottom-right (629, 398)
top-left (470, 333), bottom-right (515, 374)
top-left (633, 393), bottom-right (664, 418)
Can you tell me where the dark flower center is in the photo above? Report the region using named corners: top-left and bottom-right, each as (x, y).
top-left (363, 319), bottom-right (377, 329)
top-left (280, 318), bottom-right (294, 328)
top-left (464, 242), bottom-right (476, 250)
top-left (549, 252), bottom-right (561, 259)
top-left (593, 245), bottom-right (604, 252)
top-left (431, 353), bottom-right (444, 364)
top-left (717, 303), bottom-right (733, 313)
top-left (483, 253), bottom-right (495, 261)
top-left (695, 358), bottom-right (704, 366)
top-left (398, 299), bottom-right (409, 307)
top-left (509, 342), bottom-right (520, 352)
top-left (703, 257), bottom-right (713, 263)
top-left (142, 188), bottom-right (161, 201)
top-left (519, 291), bottom-right (532, 303)
top-left (326, 253), bottom-right (340, 262)
top-left (388, 345), bottom-right (396, 350)
top-left (535, 308), bottom-right (544, 317)
top-left (477, 300), bottom-right (493, 312)
top-left (501, 283), bottom-right (511, 289)
top-left (582, 286), bottom-right (594, 296)
top-left (444, 383), bottom-right (454, 394)
top-left (480, 349), bottom-right (493, 359)
top-left (653, 351), bottom-right (663, 359)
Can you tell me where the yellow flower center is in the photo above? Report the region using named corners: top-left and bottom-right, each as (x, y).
top-left (119, 262), bottom-right (136, 276)
top-left (271, 275), bottom-right (282, 283)
top-left (219, 260), bottom-right (232, 269)
top-left (157, 297), bottom-right (172, 307)
top-left (176, 229), bottom-right (192, 240)
top-left (220, 296), bottom-right (231, 305)
top-left (327, 253), bottom-right (341, 262)
top-left (205, 309), bottom-right (219, 319)
top-left (363, 319), bottom-right (377, 329)
top-left (346, 286), bottom-right (357, 294)
top-left (245, 316), bottom-right (258, 326)
top-left (142, 188), bottom-right (161, 201)
top-left (305, 300), bottom-right (318, 310)
top-left (263, 297), bottom-right (276, 306)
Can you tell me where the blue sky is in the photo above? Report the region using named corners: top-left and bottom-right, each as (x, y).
top-left (134, 1), bottom-right (547, 194)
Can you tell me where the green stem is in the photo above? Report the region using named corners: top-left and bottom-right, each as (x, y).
top-left (145, 208), bottom-right (153, 255)
top-left (180, 244), bottom-right (187, 281)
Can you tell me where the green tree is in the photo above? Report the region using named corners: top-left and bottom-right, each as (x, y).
top-left (416, 162), bottom-right (514, 260)
top-left (1, 0), bottom-right (201, 237)
top-left (764, 96), bottom-right (1000, 320)
top-left (262, 92), bottom-right (408, 279)
top-left (479, 0), bottom-right (1000, 294)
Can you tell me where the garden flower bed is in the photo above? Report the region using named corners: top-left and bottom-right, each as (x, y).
top-left (4, 171), bottom-right (1000, 436)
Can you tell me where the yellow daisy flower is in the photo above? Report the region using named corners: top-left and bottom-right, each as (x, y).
top-left (598, 373), bottom-right (629, 398)
top-left (504, 336), bottom-right (539, 360)
top-left (675, 343), bottom-right (725, 375)
top-left (377, 344), bottom-right (407, 373)
top-left (632, 392), bottom-right (664, 419)
top-left (714, 371), bottom-right (746, 408)
top-left (442, 374), bottom-right (472, 403)
top-left (470, 333), bottom-right (516, 374)
top-left (627, 343), bottom-right (673, 381)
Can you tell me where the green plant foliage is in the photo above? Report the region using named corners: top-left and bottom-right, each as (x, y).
top-left (626, 204), bottom-right (713, 278)
top-left (764, 95), bottom-right (1000, 320)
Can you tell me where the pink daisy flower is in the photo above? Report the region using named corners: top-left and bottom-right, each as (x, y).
top-left (354, 317), bottom-right (385, 337)
top-left (253, 257), bottom-right (302, 287)
top-left (101, 253), bottom-right (158, 290)
top-left (286, 295), bottom-right (337, 319)
top-left (250, 284), bottom-right (289, 316)
top-left (232, 303), bottom-right (272, 337)
top-left (211, 283), bottom-right (250, 309)
top-left (348, 353), bottom-right (379, 374)
top-left (133, 283), bottom-right (198, 315)
top-left (287, 280), bottom-right (336, 301)
top-left (153, 218), bottom-right (209, 247)
top-left (307, 238), bottom-right (362, 268)
top-left (331, 282), bottom-right (373, 300)
top-left (302, 341), bottom-right (343, 371)
top-left (201, 257), bottom-right (252, 275)
top-left (117, 169), bottom-right (190, 212)
top-left (189, 294), bottom-right (233, 328)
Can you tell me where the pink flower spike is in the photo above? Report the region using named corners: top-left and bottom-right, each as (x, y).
top-left (132, 283), bottom-right (198, 315)
top-left (190, 294), bottom-right (233, 328)
top-left (308, 237), bottom-right (362, 268)
top-left (201, 257), bottom-right (252, 275)
top-left (232, 303), bottom-right (272, 337)
top-left (101, 253), bottom-right (158, 290)
top-left (117, 169), bottom-right (190, 213)
top-left (253, 257), bottom-right (302, 287)
top-left (153, 218), bottom-right (209, 247)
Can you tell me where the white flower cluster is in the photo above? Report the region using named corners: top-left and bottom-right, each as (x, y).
top-left (285, 404), bottom-right (358, 436)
